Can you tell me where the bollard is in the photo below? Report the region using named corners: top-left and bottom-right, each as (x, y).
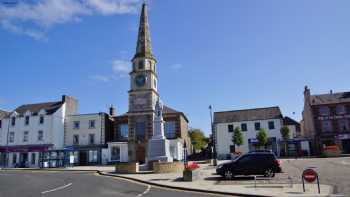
top-left (254, 175), bottom-right (257, 188)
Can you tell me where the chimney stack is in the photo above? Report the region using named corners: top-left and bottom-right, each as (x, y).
top-left (109, 105), bottom-right (116, 116)
top-left (330, 90), bottom-right (333, 94)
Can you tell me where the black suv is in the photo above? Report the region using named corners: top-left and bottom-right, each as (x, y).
top-left (216, 152), bottom-right (282, 179)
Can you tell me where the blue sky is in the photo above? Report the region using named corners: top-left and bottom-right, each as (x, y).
top-left (1, 0), bottom-right (350, 136)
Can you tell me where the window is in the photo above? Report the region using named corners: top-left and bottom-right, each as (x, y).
top-left (255, 122), bottom-right (261, 130)
top-left (138, 61), bottom-right (144, 69)
top-left (0, 120), bottom-right (2, 128)
top-left (89, 134), bottom-right (95, 145)
top-left (31, 153), bottom-right (36, 165)
top-left (164, 121), bottom-right (176, 138)
top-left (12, 154), bottom-right (17, 164)
top-left (9, 132), bottom-right (14, 143)
top-left (241, 123), bottom-right (247, 131)
top-left (25, 116), bottom-right (30, 125)
top-left (238, 155), bottom-right (253, 164)
top-left (88, 150), bottom-right (98, 163)
top-left (73, 135), bottom-right (79, 145)
top-left (38, 130), bottom-right (43, 141)
top-left (338, 119), bottom-right (349, 132)
top-left (39, 115), bottom-right (44, 124)
top-left (136, 121), bottom-right (145, 140)
top-left (230, 145), bottom-right (235, 153)
top-left (319, 106), bottom-right (330, 116)
top-left (228, 124), bottom-right (234, 132)
top-left (73, 121), bottom-right (80, 129)
top-left (321, 120), bottom-right (333, 132)
top-left (111, 146), bottom-right (120, 161)
top-left (11, 117), bottom-right (15, 126)
top-left (336, 105), bottom-right (346, 115)
top-left (23, 131), bottom-right (29, 142)
top-left (268, 121), bottom-right (275, 130)
top-left (89, 120), bottom-right (96, 129)
top-left (120, 124), bottom-right (129, 139)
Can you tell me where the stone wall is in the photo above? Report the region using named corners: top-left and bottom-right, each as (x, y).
top-left (115, 162), bottom-right (139, 173)
top-left (153, 161), bottom-right (184, 173)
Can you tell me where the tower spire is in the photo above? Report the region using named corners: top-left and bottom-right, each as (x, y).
top-left (133, 2), bottom-right (154, 61)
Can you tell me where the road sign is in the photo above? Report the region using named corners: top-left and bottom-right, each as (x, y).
top-left (303, 169), bottom-right (317, 183)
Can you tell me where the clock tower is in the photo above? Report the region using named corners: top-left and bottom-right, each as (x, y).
top-left (128, 2), bottom-right (159, 163)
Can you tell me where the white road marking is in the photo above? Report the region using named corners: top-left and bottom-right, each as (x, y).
top-left (137, 185), bottom-right (151, 197)
top-left (41, 183), bottom-right (72, 194)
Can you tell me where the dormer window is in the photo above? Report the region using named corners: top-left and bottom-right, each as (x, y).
top-left (25, 116), bottom-right (30, 125)
top-left (39, 115), bottom-right (44, 124)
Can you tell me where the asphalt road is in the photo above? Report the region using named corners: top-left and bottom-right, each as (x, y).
top-left (281, 157), bottom-right (350, 196)
top-left (0, 171), bottom-right (228, 197)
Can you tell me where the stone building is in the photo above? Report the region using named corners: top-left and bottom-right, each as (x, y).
top-left (302, 86), bottom-right (350, 154)
top-left (107, 3), bottom-right (191, 164)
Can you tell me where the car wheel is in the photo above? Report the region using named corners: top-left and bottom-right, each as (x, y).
top-left (264, 169), bottom-right (275, 178)
top-left (224, 170), bottom-right (233, 180)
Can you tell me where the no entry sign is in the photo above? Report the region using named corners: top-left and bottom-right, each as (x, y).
top-left (302, 169), bottom-right (317, 183)
top-left (301, 168), bottom-right (320, 194)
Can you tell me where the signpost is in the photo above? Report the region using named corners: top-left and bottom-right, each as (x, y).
top-left (302, 168), bottom-right (320, 194)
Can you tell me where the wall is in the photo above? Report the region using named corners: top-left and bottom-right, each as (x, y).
top-left (64, 113), bottom-right (105, 146)
top-left (215, 118), bottom-right (283, 157)
top-left (153, 161), bottom-right (184, 173)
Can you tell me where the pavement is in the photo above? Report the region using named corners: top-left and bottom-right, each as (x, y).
top-left (2, 157), bottom-right (348, 197)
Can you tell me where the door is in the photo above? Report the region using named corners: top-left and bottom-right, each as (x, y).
top-left (79, 151), bottom-right (88, 166)
top-left (342, 139), bottom-right (350, 153)
top-left (136, 145), bottom-right (145, 164)
top-left (19, 153), bottom-right (28, 167)
top-left (234, 155), bottom-right (253, 175)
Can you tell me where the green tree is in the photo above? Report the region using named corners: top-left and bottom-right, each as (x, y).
top-left (189, 128), bottom-right (208, 152)
top-left (256, 129), bottom-right (268, 149)
top-left (280, 126), bottom-right (290, 156)
top-left (232, 127), bottom-right (244, 152)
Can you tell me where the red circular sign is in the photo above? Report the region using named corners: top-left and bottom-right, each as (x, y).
top-left (303, 169), bottom-right (317, 183)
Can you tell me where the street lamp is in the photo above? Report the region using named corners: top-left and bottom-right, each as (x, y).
top-left (209, 105), bottom-right (217, 166)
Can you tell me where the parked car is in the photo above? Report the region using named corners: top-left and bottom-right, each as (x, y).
top-left (216, 152), bottom-right (282, 179)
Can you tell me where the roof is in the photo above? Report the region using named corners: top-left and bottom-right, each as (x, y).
top-left (214, 106), bottom-right (283, 124)
top-left (310, 92), bottom-right (350, 105)
top-left (13, 101), bottom-right (63, 116)
top-left (283, 116), bottom-right (300, 126)
top-left (0, 109), bottom-right (9, 119)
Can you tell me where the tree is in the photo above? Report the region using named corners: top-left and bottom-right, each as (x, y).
top-left (232, 127), bottom-right (244, 152)
top-left (280, 126), bottom-right (290, 156)
top-left (256, 129), bottom-right (268, 149)
top-left (189, 128), bottom-right (208, 152)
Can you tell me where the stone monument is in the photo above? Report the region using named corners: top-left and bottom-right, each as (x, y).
top-left (147, 98), bottom-right (173, 162)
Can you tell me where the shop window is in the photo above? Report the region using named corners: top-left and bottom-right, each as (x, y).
top-left (31, 153), bottom-right (36, 165)
top-left (111, 146), bottom-right (120, 161)
top-left (88, 150), bottom-right (98, 163)
top-left (12, 154), bottom-right (17, 164)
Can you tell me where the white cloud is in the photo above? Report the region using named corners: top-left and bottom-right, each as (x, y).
top-left (170, 63), bottom-right (183, 70)
top-left (90, 75), bottom-right (110, 82)
top-left (112, 59), bottom-right (131, 76)
top-left (0, 0), bottom-right (140, 40)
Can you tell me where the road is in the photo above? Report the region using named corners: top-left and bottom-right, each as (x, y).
top-left (0, 171), bottom-right (228, 197)
top-left (281, 157), bottom-right (350, 196)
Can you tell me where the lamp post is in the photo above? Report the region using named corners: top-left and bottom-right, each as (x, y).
top-left (209, 105), bottom-right (217, 166)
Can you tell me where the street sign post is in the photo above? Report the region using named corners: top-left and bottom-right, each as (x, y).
top-left (301, 168), bottom-right (320, 194)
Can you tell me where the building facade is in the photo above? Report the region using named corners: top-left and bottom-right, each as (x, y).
top-left (302, 86), bottom-right (350, 154)
top-left (0, 95), bottom-right (77, 168)
top-left (214, 107), bottom-right (284, 159)
top-left (64, 113), bottom-right (113, 166)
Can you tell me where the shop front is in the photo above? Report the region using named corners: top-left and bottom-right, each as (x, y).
top-left (65, 145), bottom-right (106, 166)
top-left (248, 137), bottom-right (279, 156)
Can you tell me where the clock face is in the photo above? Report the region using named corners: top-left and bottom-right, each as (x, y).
top-left (135, 75), bottom-right (146, 87)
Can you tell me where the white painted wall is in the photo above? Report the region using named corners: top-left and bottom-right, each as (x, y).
top-left (169, 139), bottom-right (183, 161)
top-left (64, 113), bottom-right (105, 146)
top-left (106, 142), bottom-right (128, 163)
top-left (215, 118), bottom-right (283, 158)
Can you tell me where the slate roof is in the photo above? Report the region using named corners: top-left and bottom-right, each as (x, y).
top-left (13, 101), bottom-right (63, 116)
top-left (0, 109), bottom-right (9, 119)
top-left (214, 106), bottom-right (283, 124)
top-left (310, 92), bottom-right (350, 105)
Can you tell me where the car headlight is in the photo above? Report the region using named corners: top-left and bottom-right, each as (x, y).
top-left (217, 165), bottom-right (223, 169)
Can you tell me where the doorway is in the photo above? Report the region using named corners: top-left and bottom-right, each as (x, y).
top-left (19, 153), bottom-right (28, 168)
top-left (341, 139), bottom-right (350, 153)
top-left (136, 145), bottom-right (145, 164)
top-left (79, 151), bottom-right (88, 166)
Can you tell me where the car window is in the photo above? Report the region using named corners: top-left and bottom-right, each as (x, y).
top-left (238, 155), bottom-right (252, 163)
